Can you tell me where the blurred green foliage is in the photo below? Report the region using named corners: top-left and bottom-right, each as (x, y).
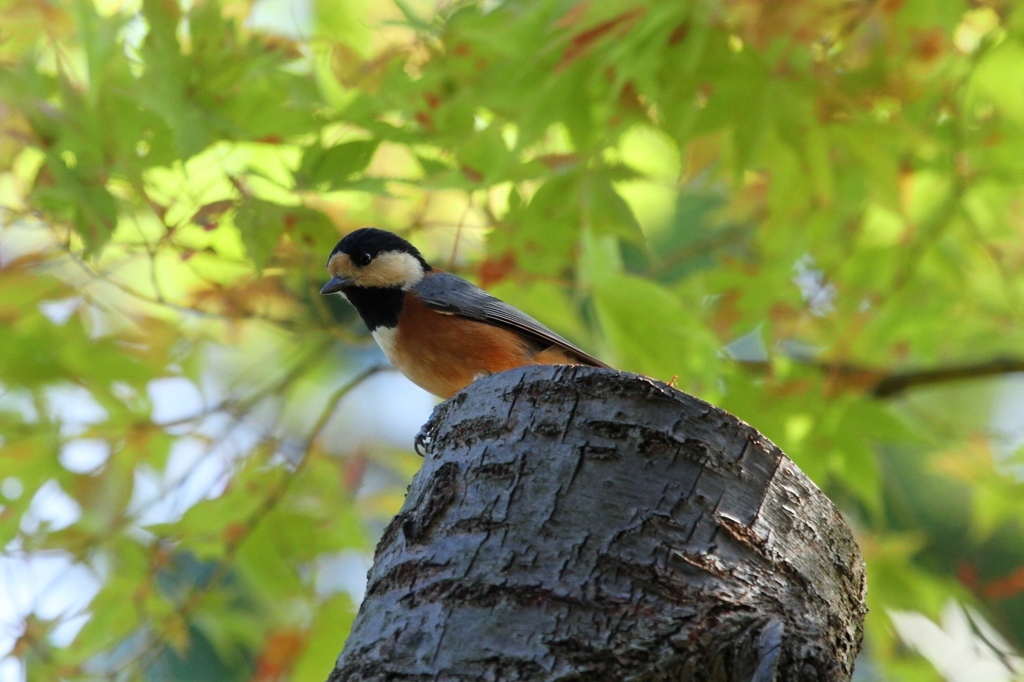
top-left (2, 0), bottom-right (1024, 679)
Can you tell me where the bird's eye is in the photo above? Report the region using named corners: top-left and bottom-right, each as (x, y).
top-left (353, 252), bottom-right (372, 267)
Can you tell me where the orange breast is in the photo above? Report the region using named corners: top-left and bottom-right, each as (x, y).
top-left (387, 293), bottom-right (580, 399)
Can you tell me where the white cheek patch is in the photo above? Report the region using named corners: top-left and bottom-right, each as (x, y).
top-left (327, 252), bottom-right (354, 279)
top-left (359, 252), bottom-right (426, 290)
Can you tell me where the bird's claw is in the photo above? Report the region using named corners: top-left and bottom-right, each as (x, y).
top-left (415, 400), bottom-right (449, 456)
top-left (414, 429), bottom-right (431, 457)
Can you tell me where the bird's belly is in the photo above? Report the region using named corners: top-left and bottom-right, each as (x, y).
top-left (372, 317), bottom-right (538, 399)
top-left (371, 325), bottom-right (465, 398)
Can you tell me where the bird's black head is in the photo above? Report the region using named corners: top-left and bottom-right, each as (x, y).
top-left (321, 228), bottom-right (432, 295)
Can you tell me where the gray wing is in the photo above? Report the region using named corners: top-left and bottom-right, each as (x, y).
top-left (414, 272), bottom-right (610, 369)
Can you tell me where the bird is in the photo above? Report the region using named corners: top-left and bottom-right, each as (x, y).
top-left (320, 227), bottom-right (610, 400)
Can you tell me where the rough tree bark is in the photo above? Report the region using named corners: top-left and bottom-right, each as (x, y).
top-left (328, 365), bottom-right (866, 681)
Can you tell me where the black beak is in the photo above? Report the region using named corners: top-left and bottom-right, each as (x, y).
top-left (320, 276), bottom-right (354, 295)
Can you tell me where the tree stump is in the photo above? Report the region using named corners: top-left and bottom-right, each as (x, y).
top-left (328, 365), bottom-right (866, 681)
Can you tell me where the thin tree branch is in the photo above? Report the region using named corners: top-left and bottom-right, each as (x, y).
top-left (648, 225), bottom-right (752, 277)
top-left (868, 357), bottom-right (1024, 398)
top-left (740, 356), bottom-right (1024, 398)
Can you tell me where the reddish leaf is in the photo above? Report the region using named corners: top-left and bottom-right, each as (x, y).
top-left (479, 251), bottom-right (517, 289)
top-left (191, 199), bottom-right (235, 231)
top-left (558, 8), bottom-right (646, 70)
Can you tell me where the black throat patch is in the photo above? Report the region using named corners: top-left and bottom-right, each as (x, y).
top-left (343, 286), bottom-right (405, 331)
